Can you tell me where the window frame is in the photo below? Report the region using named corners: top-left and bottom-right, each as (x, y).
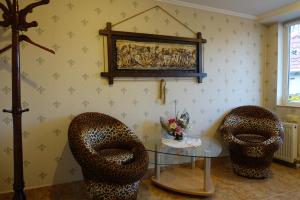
top-left (282, 20), bottom-right (300, 107)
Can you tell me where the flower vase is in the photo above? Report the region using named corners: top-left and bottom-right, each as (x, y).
top-left (162, 131), bottom-right (172, 139)
top-left (174, 135), bottom-right (183, 141)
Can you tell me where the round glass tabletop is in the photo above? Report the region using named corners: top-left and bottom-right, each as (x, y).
top-left (143, 136), bottom-right (224, 159)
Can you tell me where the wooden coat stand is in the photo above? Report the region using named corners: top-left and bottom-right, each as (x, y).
top-left (0, 0), bottom-right (54, 199)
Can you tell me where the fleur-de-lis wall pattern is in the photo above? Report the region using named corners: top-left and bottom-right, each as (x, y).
top-left (0, 0), bottom-right (273, 193)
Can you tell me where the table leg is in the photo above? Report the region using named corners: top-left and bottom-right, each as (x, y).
top-left (204, 157), bottom-right (211, 191)
top-left (191, 151), bottom-right (196, 169)
top-left (155, 146), bottom-right (160, 179)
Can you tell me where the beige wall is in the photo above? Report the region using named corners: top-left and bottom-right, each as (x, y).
top-left (0, 0), bottom-right (265, 193)
top-left (264, 24), bottom-right (300, 118)
top-left (264, 24), bottom-right (300, 158)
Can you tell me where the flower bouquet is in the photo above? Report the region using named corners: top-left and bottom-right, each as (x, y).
top-left (160, 111), bottom-right (190, 141)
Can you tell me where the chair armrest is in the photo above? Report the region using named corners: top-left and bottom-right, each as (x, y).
top-left (222, 131), bottom-right (247, 146)
top-left (262, 135), bottom-right (283, 152)
top-left (87, 141), bottom-right (149, 184)
top-left (223, 131), bottom-right (283, 158)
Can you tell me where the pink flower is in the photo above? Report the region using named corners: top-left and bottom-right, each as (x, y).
top-left (168, 118), bottom-right (176, 124)
top-left (174, 126), bottom-right (183, 136)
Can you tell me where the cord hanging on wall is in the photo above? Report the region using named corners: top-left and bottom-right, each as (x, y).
top-left (99, 5), bottom-right (207, 85)
top-left (0, 0), bottom-right (54, 199)
top-left (160, 79), bottom-right (166, 104)
top-left (111, 5), bottom-right (196, 34)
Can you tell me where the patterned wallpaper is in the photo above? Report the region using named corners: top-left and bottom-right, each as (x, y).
top-left (0, 0), bottom-right (265, 193)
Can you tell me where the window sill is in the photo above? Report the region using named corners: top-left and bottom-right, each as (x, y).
top-left (276, 103), bottom-right (300, 108)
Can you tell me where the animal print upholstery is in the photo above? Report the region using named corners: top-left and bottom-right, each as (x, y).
top-left (219, 106), bottom-right (284, 178)
top-left (85, 180), bottom-right (140, 200)
top-left (68, 112), bottom-right (149, 199)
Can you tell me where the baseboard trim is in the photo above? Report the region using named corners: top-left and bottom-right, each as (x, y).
top-left (273, 158), bottom-right (297, 168)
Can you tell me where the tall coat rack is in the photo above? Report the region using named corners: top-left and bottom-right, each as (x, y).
top-left (0, 0), bottom-right (54, 199)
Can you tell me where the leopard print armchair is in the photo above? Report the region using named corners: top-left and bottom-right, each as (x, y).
top-left (219, 106), bottom-right (284, 178)
top-left (68, 112), bottom-right (149, 200)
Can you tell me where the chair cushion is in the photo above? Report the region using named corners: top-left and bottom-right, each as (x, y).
top-left (97, 149), bottom-right (134, 165)
top-left (235, 134), bottom-right (267, 143)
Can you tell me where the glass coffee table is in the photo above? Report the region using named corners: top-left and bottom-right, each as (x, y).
top-left (144, 137), bottom-right (223, 197)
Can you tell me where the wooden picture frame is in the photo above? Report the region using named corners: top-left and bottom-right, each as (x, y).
top-left (99, 22), bottom-right (207, 85)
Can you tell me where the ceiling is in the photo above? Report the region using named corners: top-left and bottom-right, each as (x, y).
top-left (177, 0), bottom-right (298, 16)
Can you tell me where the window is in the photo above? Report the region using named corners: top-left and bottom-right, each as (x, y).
top-left (283, 21), bottom-right (300, 106)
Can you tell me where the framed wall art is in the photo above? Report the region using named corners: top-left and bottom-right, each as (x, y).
top-left (99, 22), bottom-right (207, 85)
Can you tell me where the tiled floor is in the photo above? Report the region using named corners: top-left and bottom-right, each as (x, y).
top-left (1, 158), bottom-right (300, 200)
